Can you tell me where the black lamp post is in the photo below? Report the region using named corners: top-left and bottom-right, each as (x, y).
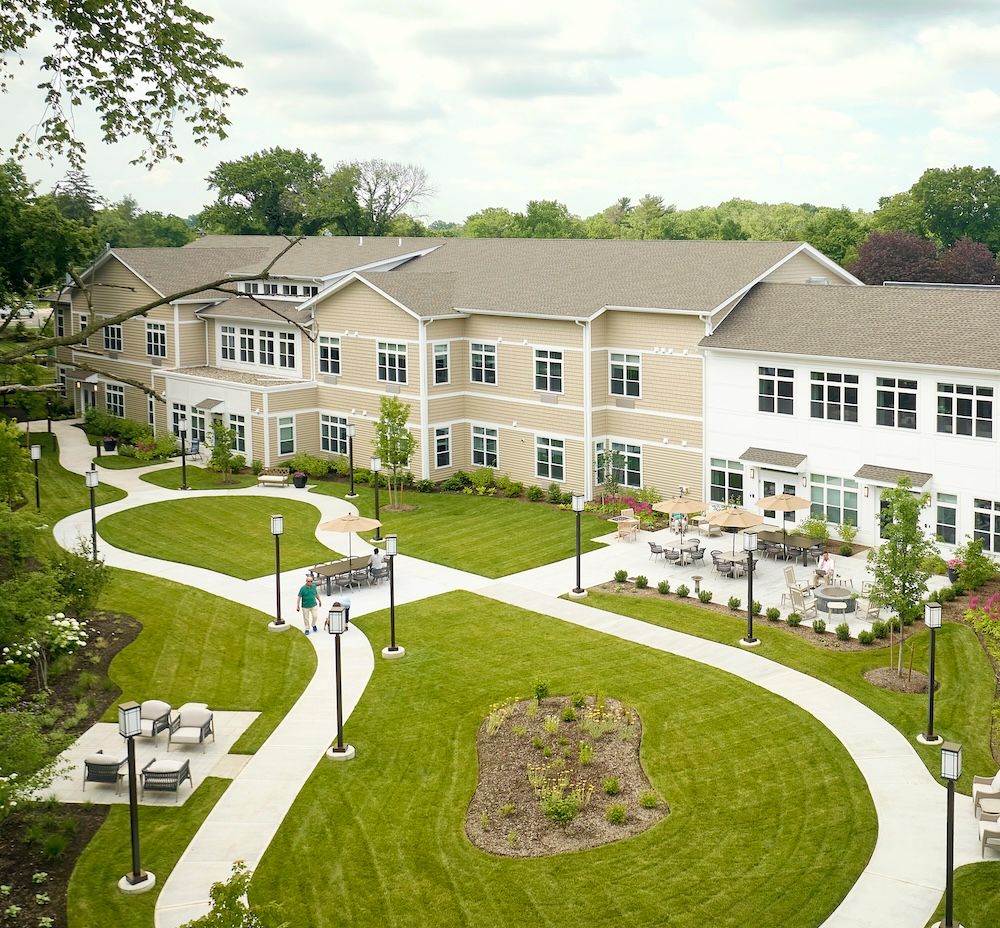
top-left (381, 534), bottom-right (404, 658)
top-left (742, 531), bottom-right (759, 645)
top-left (325, 605), bottom-right (356, 760)
top-left (346, 424), bottom-right (358, 499)
top-left (371, 456), bottom-right (383, 542)
top-left (920, 603), bottom-right (943, 745)
top-left (270, 514), bottom-right (285, 629)
top-left (45, 399), bottom-right (52, 434)
top-left (30, 444), bottom-right (41, 511)
top-left (940, 742), bottom-right (962, 928)
top-left (85, 469), bottom-right (99, 561)
top-left (571, 493), bottom-right (586, 596)
top-left (179, 415), bottom-right (189, 490)
top-left (117, 701), bottom-right (154, 892)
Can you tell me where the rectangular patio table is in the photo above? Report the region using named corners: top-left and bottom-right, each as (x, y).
top-left (312, 555), bottom-right (372, 594)
top-left (757, 530), bottom-right (817, 566)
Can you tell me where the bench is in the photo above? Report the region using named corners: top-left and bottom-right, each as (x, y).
top-left (257, 466), bottom-right (290, 488)
top-left (141, 758), bottom-right (193, 801)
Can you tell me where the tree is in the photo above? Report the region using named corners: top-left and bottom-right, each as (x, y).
top-left (0, 420), bottom-right (31, 506)
top-left (373, 396), bottom-right (416, 508)
top-left (848, 231), bottom-right (938, 284)
top-left (96, 197), bottom-right (196, 249)
top-left (179, 861), bottom-right (276, 927)
top-left (52, 171), bottom-right (104, 223)
top-left (909, 166), bottom-right (1000, 252)
top-left (934, 237), bottom-right (997, 285)
top-left (462, 207), bottom-right (525, 238)
top-left (354, 160), bottom-right (434, 236)
top-left (209, 420), bottom-right (237, 484)
top-left (521, 200), bottom-right (585, 238)
top-left (299, 163), bottom-right (363, 235)
top-left (870, 191), bottom-right (926, 237)
top-left (866, 478), bottom-right (936, 674)
top-left (803, 207), bottom-right (868, 265)
top-left (623, 195), bottom-right (674, 240)
top-left (1, 0), bottom-right (245, 168)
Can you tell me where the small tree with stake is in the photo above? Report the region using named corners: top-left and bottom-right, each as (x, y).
top-left (209, 419), bottom-right (237, 484)
top-left (373, 396), bottom-right (416, 508)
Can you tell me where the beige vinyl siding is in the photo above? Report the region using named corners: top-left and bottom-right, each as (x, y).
top-left (314, 281), bottom-right (419, 340)
top-left (485, 429), bottom-right (585, 491)
top-left (598, 408), bottom-right (702, 447)
top-left (84, 257), bottom-right (165, 317)
top-left (123, 385), bottom-right (148, 424)
top-left (597, 310), bottom-right (704, 350)
top-left (424, 317), bottom-right (465, 339)
top-left (203, 319), bottom-right (218, 365)
top-left (461, 397), bottom-right (582, 435)
top-left (251, 406), bottom-right (265, 462)
top-left (338, 335), bottom-right (420, 400)
top-left (763, 251), bottom-right (849, 284)
top-left (640, 446), bottom-right (704, 499)
top-left (427, 395), bottom-right (467, 423)
top-left (176, 318), bottom-right (207, 366)
top-left (464, 316), bottom-right (584, 348)
top-left (633, 355), bottom-right (702, 417)
top-left (264, 386), bottom-right (318, 414)
top-left (294, 411), bottom-right (322, 455)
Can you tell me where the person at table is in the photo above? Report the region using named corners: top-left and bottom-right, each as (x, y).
top-left (370, 547), bottom-right (384, 571)
top-left (814, 551), bottom-right (834, 587)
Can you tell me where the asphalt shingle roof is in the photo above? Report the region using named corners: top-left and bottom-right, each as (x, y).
top-left (739, 447), bottom-right (808, 468)
top-left (197, 297), bottom-right (309, 324)
top-left (854, 464), bottom-right (932, 487)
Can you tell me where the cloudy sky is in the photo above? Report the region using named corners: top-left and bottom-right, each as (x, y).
top-left (4, 0), bottom-right (1000, 223)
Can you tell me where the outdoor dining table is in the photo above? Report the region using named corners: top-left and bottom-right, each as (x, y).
top-left (757, 530), bottom-right (818, 566)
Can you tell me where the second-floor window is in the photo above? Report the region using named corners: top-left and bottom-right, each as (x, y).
top-left (221, 325), bottom-right (236, 361)
top-left (810, 371), bottom-right (858, 422)
top-left (759, 366), bottom-right (793, 415)
top-left (279, 332), bottom-right (295, 369)
top-left (239, 327), bottom-right (254, 363)
top-left (609, 352), bottom-right (640, 397)
top-left (535, 350), bottom-right (563, 393)
top-left (378, 341), bottom-right (407, 383)
top-left (321, 414), bottom-right (348, 454)
top-left (319, 335), bottom-right (340, 375)
top-left (79, 314), bottom-right (89, 346)
top-left (433, 343), bottom-right (449, 384)
top-left (105, 383), bottom-right (124, 417)
top-left (303, 285), bottom-right (318, 297)
top-left (146, 321), bottom-right (166, 357)
top-left (263, 283), bottom-right (278, 296)
top-left (103, 321), bottom-right (123, 352)
top-left (258, 330), bottom-right (275, 366)
top-left (472, 425), bottom-right (498, 467)
top-left (244, 282), bottom-right (260, 295)
top-left (876, 377), bottom-right (917, 429)
top-left (471, 342), bottom-right (497, 384)
top-left (56, 309), bottom-right (65, 337)
top-left (282, 284), bottom-right (298, 296)
top-left (937, 382), bottom-right (993, 438)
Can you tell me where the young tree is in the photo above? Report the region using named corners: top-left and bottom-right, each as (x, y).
top-left (373, 396), bottom-right (416, 508)
top-left (179, 860), bottom-right (277, 927)
top-left (866, 478), bottom-right (937, 674)
top-left (209, 420), bottom-right (237, 484)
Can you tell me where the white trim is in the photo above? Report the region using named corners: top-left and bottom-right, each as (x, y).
top-left (276, 413), bottom-right (296, 456)
top-left (470, 422), bottom-right (500, 468)
top-left (455, 307), bottom-right (583, 322)
top-left (579, 319), bottom-right (593, 499)
top-left (534, 434), bottom-right (567, 483)
top-left (432, 424), bottom-right (452, 469)
top-left (375, 339), bottom-right (409, 386)
top-left (431, 341), bottom-right (451, 386)
top-left (532, 347), bottom-right (565, 396)
top-left (300, 271), bottom-right (427, 320)
top-left (78, 250), bottom-right (166, 298)
top-left (173, 303), bottom-right (181, 366)
top-left (419, 321), bottom-right (430, 479)
top-left (590, 404), bottom-right (703, 423)
top-left (469, 340), bottom-right (498, 387)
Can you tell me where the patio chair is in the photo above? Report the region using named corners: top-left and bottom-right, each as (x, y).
top-left (168, 707), bottom-right (215, 752)
top-left (141, 758), bottom-right (193, 802)
top-left (663, 548), bottom-right (681, 565)
top-left (858, 599), bottom-right (880, 624)
top-left (979, 812), bottom-right (1000, 857)
top-left (789, 588), bottom-right (817, 620)
top-left (139, 700), bottom-right (172, 744)
top-left (690, 548), bottom-right (705, 566)
top-left (83, 750), bottom-right (127, 794)
top-left (369, 564), bottom-right (389, 584)
top-left (783, 566), bottom-right (812, 595)
top-left (620, 508), bottom-right (635, 519)
top-left (648, 541), bottom-right (664, 561)
top-left (973, 769), bottom-right (1000, 816)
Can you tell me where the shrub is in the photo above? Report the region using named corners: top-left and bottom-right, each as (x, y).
top-left (526, 485), bottom-right (545, 502)
top-left (766, 607), bottom-right (781, 621)
top-left (657, 580), bottom-right (670, 595)
top-left (441, 470), bottom-right (472, 492)
top-left (921, 553), bottom-right (948, 575)
top-left (698, 589), bottom-right (713, 603)
top-left (728, 596), bottom-right (741, 610)
top-left (938, 586), bottom-right (956, 602)
top-left (634, 575), bottom-right (648, 589)
top-left (561, 706), bottom-right (576, 722)
top-left (676, 584), bottom-right (690, 598)
top-left (533, 681), bottom-right (550, 702)
top-left (835, 622), bottom-right (851, 641)
top-left (838, 520), bottom-right (858, 548)
top-left (857, 630), bottom-right (875, 645)
top-left (471, 467), bottom-right (496, 494)
top-left (950, 581), bottom-right (966, 596)
top-left (786, 612), bottom-right (802, 627)
top-left (578, 741), bottom-right (593, 765)
top-left (606, 804), bottom-right (627, 825)
top-left (547, 482), bottom-right (563, 504)
top-left (602, 777), bottom-right (621, 796)
top-left (539, 790), bottom-right (580, 825)
top-left (812, 619), bottom-right (827, 634)
top-left (799, 515), bottom-right (830, 542)
top-left (751, 600), bottom-right (762, 616)
top-left (542, 715), bottom-right (559, 735)
top-left (614, 569), bottom-right (628, 583)
top-left (499, 803), bottom-right (516, 818)
top-left (571, 692), bottom-right (586, 708)
top-left (288, 453), bottom-right (329, 477)
top-left (871, 620), bottom-right (888, 639)
top-left (118, 442), bottom-right (137, 458)
top-left (531, 736), bottom-right (543, 750)
top-left (925, 590), bottom-right (940, 604)
top-left (952, 538), bottom-right (998, 590)
top-left (231, 453), bottom-right (247, 472)
top-left (639, 791), bottom-right (660, 809)
top-left (494, 474), bottom-right (523, 498)
top-left (251, 459), bottom-right (264, 476)
top-left (839, 543), bottom-right (854, 557)
top-left (415, 479), bottom-right (435, 493)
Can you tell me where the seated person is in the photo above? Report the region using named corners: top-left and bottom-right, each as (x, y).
top-left (370, 547), bottom-right (384, 571)
top-left (813, 551), bottom-right (835, 587)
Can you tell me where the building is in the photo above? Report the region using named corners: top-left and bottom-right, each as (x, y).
top-left (56, 235), bottom-right (853, 499)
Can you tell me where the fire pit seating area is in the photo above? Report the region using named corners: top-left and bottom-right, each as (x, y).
top-left (815, 585), bottom-right (857, 614)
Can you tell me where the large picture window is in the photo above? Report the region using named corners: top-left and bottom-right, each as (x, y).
top-left (810, 371), bottom-right (858, 422)
top-left (937, 383), bottom-right (993, 438)
top-left (472, 425), bottom-right (498, 467)
top-left (319, 335), bottom-right (340, 375)
top-left (471, 343), bottom-right (497, 384)
top-left (709, 457), bottom-right (743, 505)
top-left (809, 474), bottom-right (859, 526)
top-left (759, 366), bottom-right (794, 415)
top-left (321, 414), bottom-right (348, 454)
top-left (378, 341), bottom-right (407, 384)
top-left (535, 350), bottom-right (563, 393)
top-left (876, 377), bottom-right (917, 429)
top-left (609, 352), bottom-right (640, 397)
top-left (536, 436), bottom-right (565, 481)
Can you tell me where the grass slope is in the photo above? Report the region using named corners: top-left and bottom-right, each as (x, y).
top-left (251, 590), bottom-right (876, 928)
top-left (99, 570), bottom-right (316, 753)
top-left (97, 497), bottom-right (338, 579)
top-left (140, 465), bottom-right (258, 489)
top-left (925, 862), bottom-right (1000, 928)
top-left (582, 589), bottom-right (996, 793)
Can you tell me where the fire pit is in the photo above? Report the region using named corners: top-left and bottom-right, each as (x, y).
top-left (815, 585), bottom-right (856, 614)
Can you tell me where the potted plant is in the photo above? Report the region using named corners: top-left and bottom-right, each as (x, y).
top-left (292, 470), bottom-right (308, 489)
top-left (102, 434), bottom-right (117, 451)
top-left (946, 558), bottom-right (963, 583)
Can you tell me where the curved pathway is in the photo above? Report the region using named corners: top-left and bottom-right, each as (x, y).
top-left (38, 420), bottom-right (989, 928)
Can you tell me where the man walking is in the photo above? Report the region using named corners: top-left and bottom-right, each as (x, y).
top-left (297, 575), bottom-right (322, 635)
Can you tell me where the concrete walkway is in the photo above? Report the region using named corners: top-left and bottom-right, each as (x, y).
top-left (34, 420), bottom-right (992, 928)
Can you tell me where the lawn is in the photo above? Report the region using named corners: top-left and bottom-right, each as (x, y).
top-left (98, 569), bottom-right (316, 753)
top-left (580, 589), bottom-right (997, 794)
top-left (141, 464), bottom-right (258, 489)
top-left (926, 862), bottom-right (1000, 928)
top-left (250, 590), bottom-right (876, 928)
top-left (92, 454), bottom-right (159, 470)
top-left (68, 777), bottom-right (228, 928)
top-left (308, 481), bottom-right (612, 577)
top-left (97, 497), bottom-right (339, 579)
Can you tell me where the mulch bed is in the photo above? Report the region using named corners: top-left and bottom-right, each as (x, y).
top-left (863, 667), bottom-right (932, 694)
top-left (466, 695), bottom-right (667, 857)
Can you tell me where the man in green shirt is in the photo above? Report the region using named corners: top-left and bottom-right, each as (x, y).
top-left (296, 575), bottom-right (322, 635)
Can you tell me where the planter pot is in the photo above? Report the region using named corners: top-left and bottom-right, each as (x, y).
top-left (946, 568), bottom-right (958, 583)
top-left (293, 474), bottom-right (308, 489)
top-left (102, 437), bottom-right (117, 451)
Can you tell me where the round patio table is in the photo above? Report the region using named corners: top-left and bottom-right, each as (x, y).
top-left (815, 585), bottom-right (856, 614)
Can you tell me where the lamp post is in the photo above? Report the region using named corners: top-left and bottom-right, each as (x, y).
top-left (939, 742), bottom-right (963, 928)
top-left (267, 514), bottom-right (289, 632)
top-left (85, 469), bottom-right (99, 561)
top-left (45, 399), bottom-right (52, 434)
top-left (346, 425), bottom-right (358, 498)
top-left (325, 605), bottom-right (356, 761)
top-left (371, 456), bottom-right (383, 542)
top-left (571, 493), bottom-right (586, 596)
top-left (30, 444), bottom-right (41, 511)
top-left (919, 603), bottom-right (944, 745)
top-left (742, 532), bottom-right (759, 646)
top-left (179, 416), bottom-right (189, 490)
top-left (116, 701), bottom-right (154, 893)
top-left (381, 534), bottom-right (404, 659)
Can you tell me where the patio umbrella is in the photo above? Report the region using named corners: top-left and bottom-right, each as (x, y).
top-left (318, 513), bottom-right (382, 561)
top-left (757, 493), bottom-right (811, 551)
top-left (707, 507), bottom-right (765, 554)
top-left (652, 496), bottom-right (706, 543)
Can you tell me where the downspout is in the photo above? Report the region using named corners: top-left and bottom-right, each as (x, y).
top-left (419, 319), bottom-right (432, 479)
top-left (576, 319), bottom-right (593, 499)
top-left (173, 302), bottom-right (181, 366)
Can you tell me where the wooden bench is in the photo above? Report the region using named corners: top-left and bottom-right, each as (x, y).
top-left (257, 466), bottom-right (290, 488)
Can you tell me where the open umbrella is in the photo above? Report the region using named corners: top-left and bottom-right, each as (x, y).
top-left (707, 507), bottom-right (765, 554)
top-left (318, 513), bottom-right (382, 561)
top-left (757, 493), bottom-right (811, 553)
top-left (652, 496), bottom-right (706, 543)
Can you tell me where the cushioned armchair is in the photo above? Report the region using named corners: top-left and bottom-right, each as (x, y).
top-left (168, 707), bottom-right (215, 752)
top-left (973, 769), bottom-right (1000, 816)
top-left (139, 700), bottom-right (172, 743)
top-left (83, 749), bottom-right (127, 794)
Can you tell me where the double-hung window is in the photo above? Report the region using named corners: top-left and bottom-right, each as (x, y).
top-left (263, 283), bottom-right (278, 296)
top-left (709, 458), bottom-right (743, 505)
top-left (220, 325), bottom-right (236, 361)
top-left (320, 414), bottom-right (348, 454)
top-left (279, 332), bottom-right (295, 369)
top-left (937, 383), bottom-right (993, 438)
top-left (147, 394), bottom-right (155, 426)
top-left (319, 335), bottom-right (340, 375)
top-left (471, 342), bottom-right (497, 384)
top-left (378, 341), bottom-right (407, 383)
top-left (171, 402), bottom-right (187, 437)
top-left (229, 414), bottom-right (247, 453)
top-left (79, 314), bottom-right (89, 347)
top-left (282, 284), bottom-right (298, 296)
top-left (472, 425), bottom-right (498, 467)
top-left (876, 377), bottom-right (917, 429)
top-left (536, 436), bottom-right (565, 481)
top-left (105, 383), bottom-right (124, 418)
top-left (103, 321), bottom-right (123, 352)
top-left (258, 330), bottom-right (275, 366)
top-left (245, 282), bottom-right (260, 295)
top-left (303, 285), bottom-right (318, 297)
top-left (56, 309), bottom-right (65, 337)
top-left (145, 321), bottom-right (166, 357)
top-left (936, 493), bottom-right (957, 544)
top-left (433, 343), bottom-right (449, 384)
top-left (435, 426), bottom-right (451, 467)
top-left (810, 371), bottom-right (858, 421)
top-left (535, 350), bottom-right (563, 393)
top-left (239, 327), bottom-right (255, 363)
top-left (609, 352), bottom-right (640, 397)
top-left (278, 416), bottom-right (295, 454)
top-left (759, 366), bottom-right (793, 415)
top-left (974, 498), bottom-right (1000, 552)
top-left (596, 440), bottom-right (641, 488)
top-left (809, 474), bottom-right (859, 526)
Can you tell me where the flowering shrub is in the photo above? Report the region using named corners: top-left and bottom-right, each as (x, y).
top-left (967, 591), bottom-right (1000, 643)
top-left (947, 558), bottom-right (964, 571)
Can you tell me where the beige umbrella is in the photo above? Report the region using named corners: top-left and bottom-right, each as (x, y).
top-left (757, 493), bottom-right (811, 552)
top-left (707, 507), bottom-right (765, 553)
top-left (318, 513), bottom-right (382, 560)
top-left (652, 496), bottom-right (706, 542)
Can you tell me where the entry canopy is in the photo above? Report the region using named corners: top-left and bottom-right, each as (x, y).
top-left (853, 464), bottom-right (931, 488)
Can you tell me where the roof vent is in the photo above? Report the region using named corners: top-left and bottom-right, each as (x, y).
top-left (807, 276), bottom-right (830, 285)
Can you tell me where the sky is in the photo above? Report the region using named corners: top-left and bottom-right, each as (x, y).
top-left (4, 0), bottom-right (1000, 224)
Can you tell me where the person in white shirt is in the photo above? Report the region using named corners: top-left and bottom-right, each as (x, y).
top-left (370, 547), bottom-right (384, 571)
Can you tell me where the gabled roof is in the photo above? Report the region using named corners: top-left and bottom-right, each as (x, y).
top-left (854, 464), bottom-right (932, 487)
top-left (352, 272), bottom-right (462, 318)
top-left (197, 297), bottom-right (309, 324)
top-left (740, 447), bottom-right (807, 468)
top-left (700, 282), bottom-right (1000, 371)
